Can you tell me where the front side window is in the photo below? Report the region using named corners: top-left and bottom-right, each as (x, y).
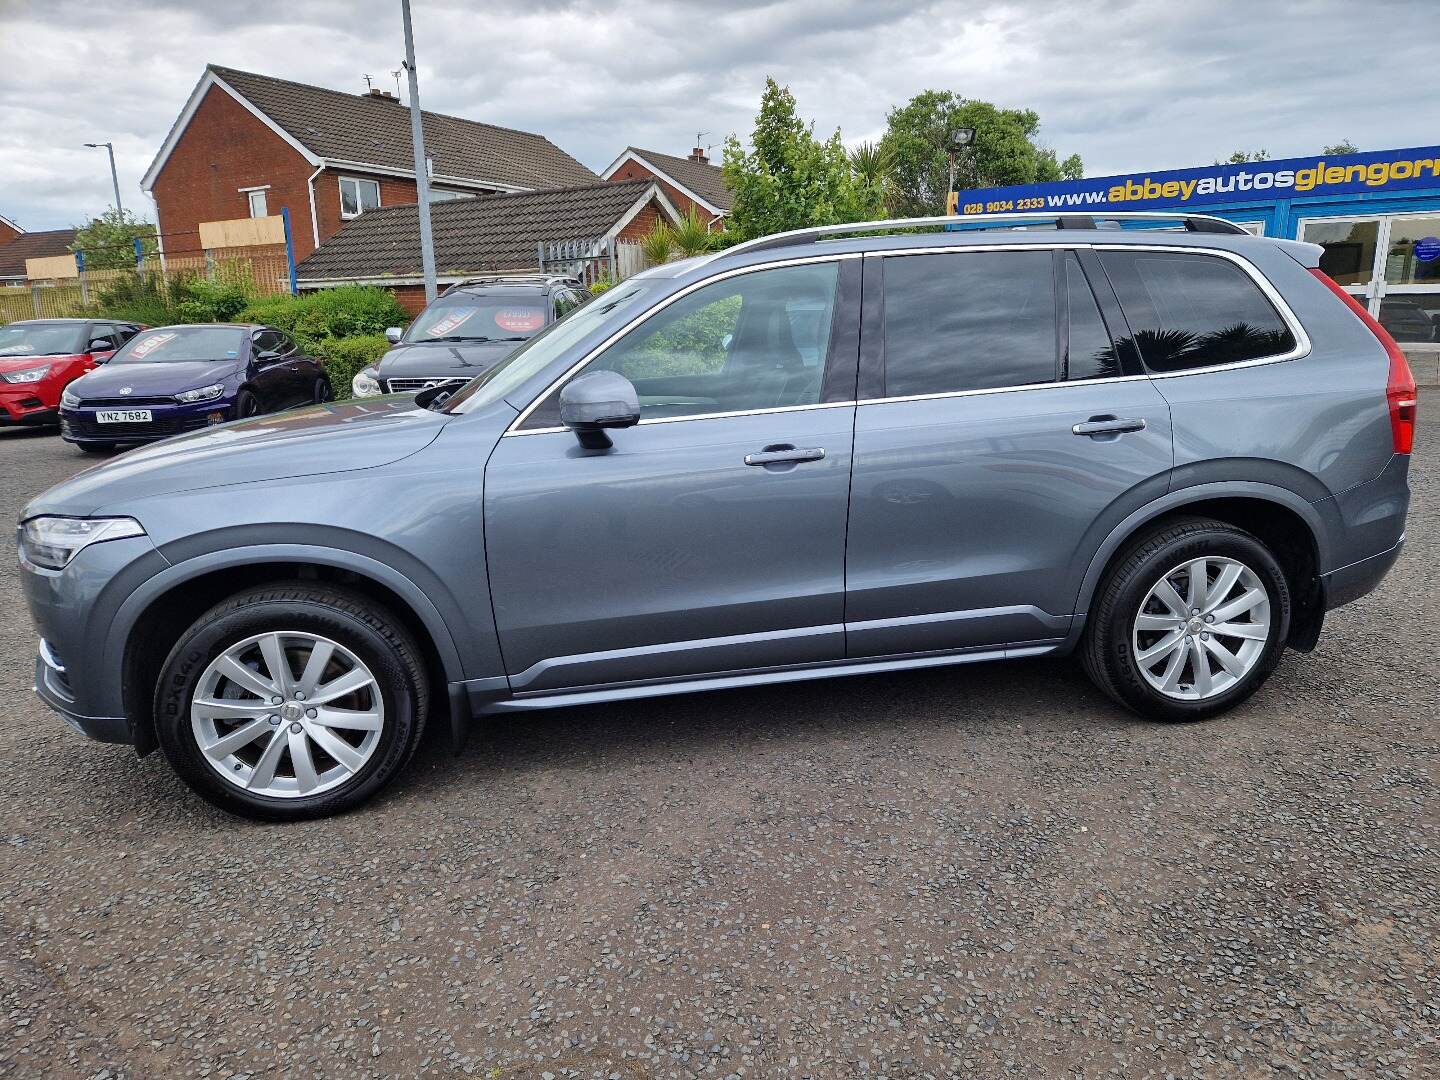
top-left (881, 251), bottom-right (1057, 397)
top-left (523, 261), bottom-right (839, 428)
top-left (1099, 250), bottom-right (1297, 373)
top-left (112, 327), bottom-right (249, 363)
top-left (339, 177), bottom-right (381, 218)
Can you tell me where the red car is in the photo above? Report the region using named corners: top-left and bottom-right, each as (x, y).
top-left (0, 318), bottom-right (145, 429)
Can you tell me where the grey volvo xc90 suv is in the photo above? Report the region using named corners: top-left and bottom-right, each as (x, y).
top-left (19, 213), bottom-right (1416, 819)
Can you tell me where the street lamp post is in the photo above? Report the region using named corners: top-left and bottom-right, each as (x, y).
top-left (83, 141), bottom-right (123, 216)
top-left (400, 0), bottom-right (438, 304)
top-left (945, 127), bottom-right (976, 215)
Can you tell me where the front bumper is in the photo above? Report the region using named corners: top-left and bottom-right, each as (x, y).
top-left (20, 534), bottom-right (170, 746)
top-left (60, 399), bottom-right (233, 444)
top-left (0, 384), bottom-right (61, 425)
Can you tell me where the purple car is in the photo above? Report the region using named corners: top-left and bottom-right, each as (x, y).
top-left (60, 324), bottom-right (332, 453)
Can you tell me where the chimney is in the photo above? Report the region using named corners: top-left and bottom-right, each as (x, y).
top-left (688, 146), bottom-right (709, 165)
top-left (366, 88), bottom-right (399, 101)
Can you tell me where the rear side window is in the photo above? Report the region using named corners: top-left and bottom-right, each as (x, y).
top-left (1099, 251), bottom-right (1296, 373)
top-left (1063, 254), bottom-right (1121, 381)
top-left (881, 251), bottom-right (1056, 397)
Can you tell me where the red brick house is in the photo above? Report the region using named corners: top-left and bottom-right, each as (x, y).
top-left (0, 226), bottom-right (79, 288)
top-left (0, 214), bottom-right (21, 247)
top-left (141, 65), bottom-right (598, 262)
top-left (295, 180), bottom-right (681, 314)
top-left (600, 146), bottom-right (732, 226)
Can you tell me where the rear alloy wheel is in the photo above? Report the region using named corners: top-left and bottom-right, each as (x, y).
top-left (1082, 518), bottom-right (1290, 721)
top-left (313, 376), bottom-right (333, 403)
top-left (155, 584), bottom-right (428, 820)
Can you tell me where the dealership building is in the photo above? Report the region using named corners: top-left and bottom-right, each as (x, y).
top-left (959, 145), bottom-right (1440, 374)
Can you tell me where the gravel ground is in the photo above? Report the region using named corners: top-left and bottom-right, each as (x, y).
top-left (0, 397), bottom-right (1435, 1080)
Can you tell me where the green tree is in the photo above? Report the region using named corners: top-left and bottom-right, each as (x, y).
top-left (70, 208), bottom-right (158, 270)
top-left (721, 78), bottom-right (882, 240)
top-left (1217, 149), bottom-right (1270, 164)
top-left (670, 206), bottom-right (716, 257)
top-left (1322, 140), bottom-right (1359, 156)
top-left (849, 140), bottom-right (898, 216)
top-left (878, 90), bottom-right (1083, 216)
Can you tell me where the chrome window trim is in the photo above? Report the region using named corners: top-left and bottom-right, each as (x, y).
top-left (504, 241), bottom-right (1311, 434)
top-left (504, 252), bottom-right (860, 435)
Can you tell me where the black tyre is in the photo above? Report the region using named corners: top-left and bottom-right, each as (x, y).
top-left (154, 584), bottom-right (429, 820)
top-left (313, 375), bottom-right (334, 403)
top-left (1082, 517), bottom-right (1290, 721)
top-left (76, 441), bottom-right (115, 454)
top-left (236, 389), bottom-right (261, 419)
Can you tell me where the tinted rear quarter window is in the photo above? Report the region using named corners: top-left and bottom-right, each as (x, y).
top-left (881, 251), bottom-right (1056, 397)
top-left (1099, 250), bottom-right (1296, 373)
top-left (1063, 253), bottom-right (1122, 381)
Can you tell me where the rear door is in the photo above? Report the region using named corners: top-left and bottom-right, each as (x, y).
top-left (484, 258), bottom-right (860, 694)
top-left (844, 246), bottom-right (1175, 658)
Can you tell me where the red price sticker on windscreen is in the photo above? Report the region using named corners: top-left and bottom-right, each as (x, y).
top-left (494, 307), bottom-right (545, 333)
top-left (424, 309), bottom-right (478, 337)
top-left (130, 332), bottom-right (177, 358)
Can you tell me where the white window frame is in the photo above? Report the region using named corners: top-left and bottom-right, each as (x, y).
top-left (245, 189), bottom-right (269, 218)
top-left (339, 176), bottom-right (382, 219)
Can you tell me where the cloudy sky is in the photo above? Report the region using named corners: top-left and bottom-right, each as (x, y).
top-left (3, 0), bottom-right (1437, 230)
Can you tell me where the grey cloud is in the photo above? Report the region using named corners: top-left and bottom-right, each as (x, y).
top-left (1, 0), bottom-right (1435, 230)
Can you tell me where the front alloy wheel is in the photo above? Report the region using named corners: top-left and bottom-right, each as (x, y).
top-left (192, 632), bottom-right (385, 798)
top-left (155, 584), bottom-right (428, 820)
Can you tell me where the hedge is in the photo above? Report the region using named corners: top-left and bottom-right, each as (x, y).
top-left (309, 334), bottom-right (392, 395)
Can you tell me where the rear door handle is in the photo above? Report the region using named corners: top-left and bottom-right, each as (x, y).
top-left (1073, 416), bottom-right (1146, 437)
top-left (744, 446), bottom-right (826, 466)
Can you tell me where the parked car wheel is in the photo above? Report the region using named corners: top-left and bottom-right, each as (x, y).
top-left (236, 389), bottom-right (261, 419)
top-left (1082, 518), bottom-right (1290, 721)
top-left (153, 584), bottom-right (429, 820)
top-left (76, 441), bottom-right (115, 454)
top-left (313, 376), bottom-right (333, 403)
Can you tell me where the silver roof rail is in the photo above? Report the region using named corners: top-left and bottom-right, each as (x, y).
top-left (718, 210), bottom-right (1250, 258)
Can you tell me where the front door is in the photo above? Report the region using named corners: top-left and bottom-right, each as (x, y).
top-left (1299, 213), bottom-right (1440, 344)
top-left (484, 258), bottom-right (859, 694)
top-left (845, 247), bottom-right (1175, 657)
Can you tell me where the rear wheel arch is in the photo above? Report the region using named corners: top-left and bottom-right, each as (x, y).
top-left (117, 552), bottom-right (465, 756)
top-left (1074, 485), bottom-right (1326, 649)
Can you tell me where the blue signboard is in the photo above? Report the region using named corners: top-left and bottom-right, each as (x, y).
top-left (1416, 236), bottom-right (1440, 262)
top-left (957, 145), bottom-right (1440, 216)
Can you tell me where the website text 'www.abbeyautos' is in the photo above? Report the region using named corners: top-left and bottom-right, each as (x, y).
top-left (962, 154), bottom-right (1440, 214)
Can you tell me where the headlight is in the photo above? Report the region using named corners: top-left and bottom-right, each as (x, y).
top-left (175, 382), bottom-right (226, 404)
top-left (352, 366), bottom-right (382, 397)
top-left (61, 387), bottom-right (82, 408)
top-left (0, 364), bottom-right (52, 384)
top-left (18, 516), bottom-right (147, 572)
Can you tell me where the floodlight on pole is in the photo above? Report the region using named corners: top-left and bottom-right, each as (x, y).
top-left (84, 141), bottom-right (124, 216)
top-left (945, 127), bottom-right (978, 215)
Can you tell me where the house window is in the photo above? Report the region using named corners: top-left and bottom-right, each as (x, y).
top-left (339, 177), bottom-right (381, 218)
top-left (429, 188), bottom-right (477, 202)
top-left (246, 189), bottom-right (268, 218)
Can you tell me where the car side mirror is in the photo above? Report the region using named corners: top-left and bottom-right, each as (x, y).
top-left (385, 327), bottom-right (403, 344)
top-left (255, 349), bottom-right (281, 364)
top-left (88, 337), bottom-right (112, 352)
top-left (559, 370), bottom-right (640, 450)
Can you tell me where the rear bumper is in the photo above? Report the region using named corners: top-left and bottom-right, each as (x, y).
top-left (1322, 536), bottom-right (1404, 611)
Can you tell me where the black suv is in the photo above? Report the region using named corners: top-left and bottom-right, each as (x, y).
top-left (351, 275), bottom-right (588, 403)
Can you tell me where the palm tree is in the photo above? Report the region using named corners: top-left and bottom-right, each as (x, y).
top-left (671, 207), bottom-right (716, 257)
top-left (639, 221), bottom-right (677, 266)
top-left (849, 141), bottom-right (896, 217)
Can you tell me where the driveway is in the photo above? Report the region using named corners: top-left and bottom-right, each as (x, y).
top-left (1, 397), bottom-right (1436, 1079)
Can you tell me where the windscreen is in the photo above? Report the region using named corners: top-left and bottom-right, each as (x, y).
top-left (405, 294), bottom-right (549, 343)
top-left (444, 284), bottom-right (653, 415)
top-left (112, 327), bottom-right (249, 363)
top-left (0, 322), bottom-right (86, 358)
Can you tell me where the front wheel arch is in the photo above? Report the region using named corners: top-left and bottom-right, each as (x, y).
top-left (118, 553), bottom-right (466, 756)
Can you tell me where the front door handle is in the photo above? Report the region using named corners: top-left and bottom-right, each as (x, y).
top-left (744, 445), bottom-right (826, 466)
top-left (1073, 416), bottom-right (1146, 437)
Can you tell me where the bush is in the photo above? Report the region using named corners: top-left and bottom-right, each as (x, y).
top-left (90, 271), bottom-right (254, 326)
top-left (308, 334), bottom-right (392, 397)
top-left (237, 286), bottom-right (408, 351)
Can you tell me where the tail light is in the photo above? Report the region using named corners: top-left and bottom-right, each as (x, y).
top-left (1309, 268), bottom-right (1417, 454)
